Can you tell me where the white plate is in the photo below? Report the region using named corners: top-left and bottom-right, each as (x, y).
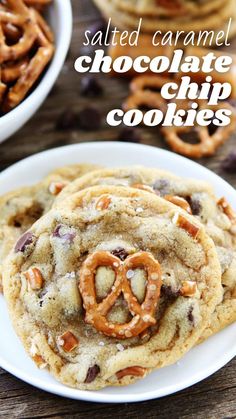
top-left (0, 142), bottom-right (235, 403)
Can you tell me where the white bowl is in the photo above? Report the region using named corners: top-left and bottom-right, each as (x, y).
top-left (0, 0), bottom-right (72, 144)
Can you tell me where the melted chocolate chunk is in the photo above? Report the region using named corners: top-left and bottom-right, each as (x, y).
top-left (14, 232), bottom-right (34, 253)
top-left (111, 247), bottom-right (129, 261)
top-left (80, 76), bottom-right (103, 97)
top-left (153, 179), bottom-right (170, 196)
top-left (84, 364), bottom-right (100, 383)
top-left (188, 306), bottom-right (194, 323)
top-left (221, 151), bottom-right (236, 174)
top-left (78, 107), bottom-right (102, 131)
top-left (53, 225), bottom-right (75, 243)
top-left (187, 197), bottom-right (202, 216)
top-left (161, 284), bottom-right (180, 299)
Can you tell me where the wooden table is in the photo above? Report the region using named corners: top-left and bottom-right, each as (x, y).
top-left (0, 1), bottom-right (235, 417)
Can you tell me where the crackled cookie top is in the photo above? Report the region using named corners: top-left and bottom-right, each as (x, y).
top-left (55, 167), bottom-right (236, 337)
top-left (0, 164), bottom-right (100, 291)
top-left (3, 186), bottom-right (221, 390)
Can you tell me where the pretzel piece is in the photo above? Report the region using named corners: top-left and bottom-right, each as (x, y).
top-left (79, 251), bottom-right (162, 339)
top-left (162, 102), bottom-right (236, 158)
top-left (2, 58), bottom-right (30, 83)
top-left (0, 0), bottom-right (38, 63)
top-left (2, 6), bottom-right (54, 112)
top-left (130, 74), bottom-right (174, 94)
top-left (217, 197), bottom-right (236, 224)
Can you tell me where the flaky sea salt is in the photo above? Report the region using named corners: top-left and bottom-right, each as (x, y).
top-left (65, 271), bottom-right (76, 279)
top-left (126, 269), bottom-right (134, 279)
top-left (116, 343), bottom-right (125, 352)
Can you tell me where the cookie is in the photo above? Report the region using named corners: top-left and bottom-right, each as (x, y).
top-left (112, 0), bottom-right (230, 18)
top-left (3, 185), bottom-right (221, 389)
top-left (0, 164), bottom-right (100, 292)
top-left (93, 0), bottom-right (236, 42)
top-left (54, 167), bottom-right (236, 339)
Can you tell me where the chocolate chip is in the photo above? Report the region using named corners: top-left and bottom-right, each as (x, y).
top-left (56, 109), bottom-right (77, 130)
top-left (53, 225), bottom-right (76, 243)
top-left (78, 107), bottom-right (102, 130)
top-left (84, 364), bottom-right (100, 383)
top-left (208, 122), bottom-right (218, 136)
top-left (118, 127), bottom-right (141, 143)
top-left (14, 232), bottom-right (34, 253)
top-left (80, 76), bottom-right (103, 97)
top-left (221, 151), bottom-right (236, 173)
top-left (53, 225), bottom-right (62, 238)
top-left (153, 179), bottom-right (170, 196)
top-left (161, 284), bottom-right (180, 299)
top-left (188, 306), bottom-right (194, 323)
top-left (187, 197), bottom-right (202, 216)
top-left (111, 247), bottom-right (129, 261)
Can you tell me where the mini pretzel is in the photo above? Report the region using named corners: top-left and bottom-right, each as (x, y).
top-left (123, 90), bottom-right (167, 113)
top-left (0, 0), bottom-right (54, 113)
top-left (130, 75), bottom-right (174, 94)
top-left (2, 4), bottom-right (54, 112)
top-left (162, 103), bottom-right (236, 158)
top-left (0, 0), bottom-right (38, 63)
top-left (79, 251), bottom-right (162, 339)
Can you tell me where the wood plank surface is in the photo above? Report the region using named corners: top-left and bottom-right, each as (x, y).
top-left (0, 1), bottom-right (235, 417)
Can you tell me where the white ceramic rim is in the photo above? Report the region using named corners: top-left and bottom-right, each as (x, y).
top-left (0, 142), bottom-right (235, 403)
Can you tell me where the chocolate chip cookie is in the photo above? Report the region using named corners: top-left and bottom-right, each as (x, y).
top-left (0, 164), bottom-right (100, 292)
top-left (54, 167), bottom-right (236, 340)
top-left (3, 186), bottom-right (221, 389)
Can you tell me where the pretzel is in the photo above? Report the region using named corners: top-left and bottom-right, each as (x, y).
top-left (217, 197), bottom-right (236, 224)
top-left (0, 0), bottom-right (54, 113)
top-left (123, 90), bottom-right (167, 114)
top-left (162, 102), bottom-right (236, 158)
top-left (0, 69), bottom-right (7, 103)
top-left (2, 22), bottom-right (22, 43)
top-left (2, 58), bottom-right (30, 83)
top-left (130, 74), bottom-right (174, 94)
top-left (0, 0), bottom-right (38, 63)
top-left (164, 195), bottom-right (192, 214)
top-left (79, 251), bottom-right (162, 339)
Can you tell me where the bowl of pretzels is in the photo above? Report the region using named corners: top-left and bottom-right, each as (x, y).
top-left (0, 0), bottom-right (72, 143)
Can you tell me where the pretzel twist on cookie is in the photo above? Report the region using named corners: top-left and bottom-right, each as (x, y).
top-left (79, 251), bottom-right (162, 339)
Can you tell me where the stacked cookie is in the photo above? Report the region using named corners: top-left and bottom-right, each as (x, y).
top-left (1, 165), bottom-right (236, 390)
top-left (93, 0), bottom-right (236, 41)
